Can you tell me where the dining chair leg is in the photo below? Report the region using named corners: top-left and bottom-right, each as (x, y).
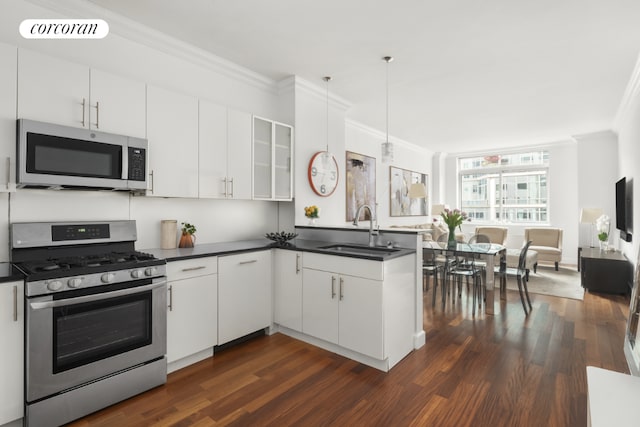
top-left (516, 275), bottom-right (529, 315)
top-left (522, 275), bottom-right (533, 311)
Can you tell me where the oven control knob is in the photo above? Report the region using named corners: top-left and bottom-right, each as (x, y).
top-left (67, 278), bottom-right (82, 288)
top-left (144, 267), bottom-right (157, 276)
top-left (131, 269), bottom-right (143, 279)
top-left (47, 280), bottom-right (63, 291)
top-left (101, 273), bottom-right (116, 283)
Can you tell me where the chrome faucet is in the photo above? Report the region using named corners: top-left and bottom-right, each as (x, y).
top-left (353, 204), bottom-right (378, 247)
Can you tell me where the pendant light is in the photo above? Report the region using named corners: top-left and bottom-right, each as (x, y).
top-left (381, 56), bottom-right (394, 164)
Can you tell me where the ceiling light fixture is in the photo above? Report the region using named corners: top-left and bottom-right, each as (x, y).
top-left (381, 55), bottom-right (394, 164)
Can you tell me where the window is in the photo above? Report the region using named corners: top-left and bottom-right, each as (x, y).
top-left (459, 151), bottom-right (549, 224)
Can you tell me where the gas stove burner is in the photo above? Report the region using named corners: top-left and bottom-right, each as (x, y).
top-left (41, 263), bottom-right (61, 272)
top-left (16, 250), bottom-right (161, 278)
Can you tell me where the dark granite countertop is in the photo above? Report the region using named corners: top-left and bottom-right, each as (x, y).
top-left (0, 262), bottom-right (25, 283)
top-left (142, 238), bottom-right (415, 262)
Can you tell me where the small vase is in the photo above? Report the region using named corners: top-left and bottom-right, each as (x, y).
top-left (447, 225), bottom-right (457, 249)
top-left (599, 240), bottom-right (608, 251)
top-left (308, 217), bottom-right (318, 226)
top-left (178, 233), bottom-right (195, 248)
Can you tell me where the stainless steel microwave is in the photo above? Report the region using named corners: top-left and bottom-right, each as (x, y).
top-left (17, 119), bottom-right (147, 191)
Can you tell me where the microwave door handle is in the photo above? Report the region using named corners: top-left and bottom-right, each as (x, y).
top-left (28, 280), bottom-right (167, 310)
top-left (122, 145), bottom-right (128, 180)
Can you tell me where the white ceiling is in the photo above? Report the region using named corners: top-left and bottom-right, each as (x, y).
top-left (88, 0), bottom-right (640, 153)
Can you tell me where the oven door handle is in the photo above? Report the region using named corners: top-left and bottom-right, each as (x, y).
top-left (28, 280), bottom-right (167, 310)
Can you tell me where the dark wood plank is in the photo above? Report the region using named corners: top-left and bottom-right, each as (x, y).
top-left (68, 287), bottom-right (630, 427)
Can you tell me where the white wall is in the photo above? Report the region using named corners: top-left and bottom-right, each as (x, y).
top-left (615, 57), bottom-right (640, 266)
top-left (345, 121), bottom-right (434, 228)
top-left (292, 77), bottom-right (349, 226)
top-left (575, 130), bottom-right (619, 247)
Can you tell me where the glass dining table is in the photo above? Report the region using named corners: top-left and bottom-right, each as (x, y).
top-left (423, 240), bottom-right (507, 315)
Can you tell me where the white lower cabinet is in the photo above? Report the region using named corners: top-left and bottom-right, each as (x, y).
top-left (273, 249), bottom-right (303, 331)
top-left (302, 267), bottom-right (383, 359)
top-left (0, 280), bottom-right (23, 425)
top-left (166, 257), bottom-right (217, 365)
top-left (300, 252), bottom-right (415, 370)
top-left (218, 250), bottom-right (271, 345)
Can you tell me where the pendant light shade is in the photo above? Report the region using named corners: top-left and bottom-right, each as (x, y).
top-left (381, 56), bottom-right (394, 164)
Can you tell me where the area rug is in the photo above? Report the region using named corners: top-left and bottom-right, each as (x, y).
top-left (505, 266), bottom-right (584, 300)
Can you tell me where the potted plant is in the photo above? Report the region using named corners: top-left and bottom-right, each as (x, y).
top-left (179, 222), bottom-right (196, 248)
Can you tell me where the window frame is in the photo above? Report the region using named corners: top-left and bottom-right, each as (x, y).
top-left (458, 153), bottom-right (550, 225)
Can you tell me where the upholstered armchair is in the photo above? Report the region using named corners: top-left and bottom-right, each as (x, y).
top-left (474, 226), bottom-right (508, 245)
top-left (524, 228), bottom-right (563, 270)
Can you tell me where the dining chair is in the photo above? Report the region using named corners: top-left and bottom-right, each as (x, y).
top-left (423, 247), bottom-right (444, 308)
top-left (449, 236), bottom-right (488, 315)
top-left (433, 233), bottom-right (456, 309)
top-left (495, 240), bottom-right (533, 315)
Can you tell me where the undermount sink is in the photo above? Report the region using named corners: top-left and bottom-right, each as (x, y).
top-left (318, 244), bottom-right (400, 256)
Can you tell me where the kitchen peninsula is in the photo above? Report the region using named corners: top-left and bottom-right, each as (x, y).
top-left (145, 225), bottom-right (423, 373)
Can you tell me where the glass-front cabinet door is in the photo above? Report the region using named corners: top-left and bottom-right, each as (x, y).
top-left (253, 117), bottom-right (272, 199)
top-left (253, 116), bottom-right (293, 201)
top-left (274, 123), bottom-right (293, 200)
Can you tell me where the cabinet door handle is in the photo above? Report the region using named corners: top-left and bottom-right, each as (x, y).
top-left (239, 259), bottom-right (257, 265)
top-left (5, 157), bottom-right (11, 190)
top-left (81, 98), bottom-right (86, 127)
top-left (339, 277), bottom-right (344, 300)
top-left (181, 266), bottom-right (206, 272)
top-left (229, 177), bottom-right (234, 198)
top-left (13, 285), bottom-right (18, 322)
top-left (295, 254), bottom-right (300, 274)
top-left (149, 170), bottom-right (154, 194)
top-left (168, 285), bottom-right (173, 311)
top-left (222, 177), bottom-right (228, 197)
top-left (95, 101), bottom-right (100, 129)
top-left (331, 276), bottom-right (336, 299)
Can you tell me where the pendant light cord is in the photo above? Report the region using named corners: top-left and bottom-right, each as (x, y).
top-left (385, 58), bottom-right (389, 143)
top-left (324, 76), bottom-right (331, 153)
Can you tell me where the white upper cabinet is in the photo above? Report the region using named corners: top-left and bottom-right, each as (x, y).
top-left (18, 49), bottom-right (89, 128)
top-left (0, 42), bottom-right (17, 192)
top-left (253, 116), bottom-right (293, 201)
top-left (146, 85), bottom-right (199, 198)
top-left (227, 109), bottom-right (253, 199)
top-left (17, 49), bottom-right (146, 138)
top-left (89, 68), bottom-right (146, 138)
top-left (199, 100), bottom-right (252, 199)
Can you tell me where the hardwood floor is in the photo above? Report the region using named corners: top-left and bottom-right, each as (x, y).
top-left (69, 288), bottom-right (630, 427)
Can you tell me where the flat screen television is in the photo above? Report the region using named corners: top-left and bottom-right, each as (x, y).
top-left (616, 177), bottom-right (633, 242)
top-left (616, 177), bottom-right (626, 231)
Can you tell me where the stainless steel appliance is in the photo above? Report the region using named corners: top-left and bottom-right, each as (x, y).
top-left (17, 119), bottom-right (147, 191)
top-left (12, 220), bottom-right (167, 427)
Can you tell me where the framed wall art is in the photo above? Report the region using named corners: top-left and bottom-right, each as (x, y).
top-left (345, 151), bottom-right (376, 221)
top-left (390, 166), bottom-right (428, 216)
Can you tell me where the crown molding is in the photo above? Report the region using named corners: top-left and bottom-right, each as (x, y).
top-left (284, 76), bottom-right (352, 112)
top-left (24, 0), bottom-right (277, 93)
top-left (345, 119), bottom-right (431, 154)
top-left (614, 51), bottom-right (640, 131)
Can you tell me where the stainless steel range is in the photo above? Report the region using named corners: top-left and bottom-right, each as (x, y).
top-left (11, 220), bottom-right (167, 427)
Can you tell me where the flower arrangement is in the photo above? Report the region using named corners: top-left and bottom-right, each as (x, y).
top-left (440, 208), bottom-right (470, 245)
top-left (181, 222), bottom-right (196, 235)
top-left (304, 205), bottom-right (319, 218)
top-left (596, 214), bottom-right (610, 249)
top-left (179, 222), bottom-right (196, 248)
top-left (440, 208), bottom-right (470, 230)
